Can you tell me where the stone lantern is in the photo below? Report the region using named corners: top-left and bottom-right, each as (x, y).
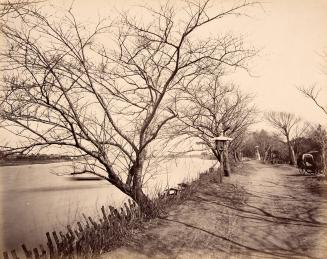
top-left (212, 135), bottom-right (233, 177)
top-left (255, 145), bottom-right (261, 160)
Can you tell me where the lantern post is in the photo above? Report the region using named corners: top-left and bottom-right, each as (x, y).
top-left (255, 145), bottom-right (261, 160)
top-left (212, 136), bottom-right (233, 177)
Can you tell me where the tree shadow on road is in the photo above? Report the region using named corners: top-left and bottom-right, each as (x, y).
top-left (106, 161), bottom-right (327, 259)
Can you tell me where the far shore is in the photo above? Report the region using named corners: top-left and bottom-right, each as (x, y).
top-left (0, 158), bottom-right (72, 167)
top-left (0, 154), bottom-right (215, 168)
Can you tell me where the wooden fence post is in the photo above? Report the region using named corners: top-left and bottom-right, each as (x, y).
top-left (22, 244), bottom-right (32, 258)
top-left (3, 252), bottom-right (9, 259)
top-left (39, 244), bottom-right (46, 258)
top-left (3, 199), bottom-right (150, 259)
top-left (101, 206), bottom-right (108, 223)
top-left (32, 247), bottom-right (40, 259)
top-left (52, 231), bottom-right (61, 254)
top-left (10, 250), bottom-right (19, 259)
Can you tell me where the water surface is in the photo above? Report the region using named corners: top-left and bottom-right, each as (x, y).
top-left (0, 157), bottom-right (215, 251)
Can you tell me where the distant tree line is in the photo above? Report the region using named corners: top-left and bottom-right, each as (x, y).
top-left (242, 118), bottom-right (325, 173)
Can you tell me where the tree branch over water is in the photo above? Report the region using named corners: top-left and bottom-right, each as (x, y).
top-left (0, 0), bottom-right (258, 215)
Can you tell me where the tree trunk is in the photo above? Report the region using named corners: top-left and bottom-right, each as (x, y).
top-left (233, 151), bottom-right (238, 163)
top-left (222, 142), bottom-right (231, 177)
top-left (104, 164), bottom-right (156, 218)
top-left (322, 137), bottom-right (327, 175)
top-left (236, 151), bottom-right (241, 162)
top-left (263, 146), bottom-right (271, 163)
top-left (239, 151), bottom-right (243, 161)
top-left (290, 146), bottom-right (296, 165)
top-left (212, 147), bottom-right (222, 162)
top-left (131, 187), bottom-right (157, 218)
top-left (286, 134), bottom-right (296, 165)
top-left (130, 152), bottom-right (158, 218)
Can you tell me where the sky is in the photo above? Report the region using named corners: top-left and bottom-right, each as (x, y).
top-left (231, 0), bottom-right (327, 127)
top-left (0, 0), bottom-right (327, 143)
top-left (50, 0), bottom-right (327, 126)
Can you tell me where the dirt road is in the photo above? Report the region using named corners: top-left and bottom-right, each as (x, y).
top-left (104, 161), bottom-right (327, 259)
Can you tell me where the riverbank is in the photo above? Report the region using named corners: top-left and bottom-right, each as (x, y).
top-left (1, 160), bottom-right (220, 257)
top-left (0, 157), bottom-right (215, 253)
top-left (102, 161), bottom-right (327, 259)
top-left (100, 163), bottom-right (244, 259)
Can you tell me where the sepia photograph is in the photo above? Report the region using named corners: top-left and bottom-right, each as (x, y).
top-left (0, 0), bottom-right (326, 258)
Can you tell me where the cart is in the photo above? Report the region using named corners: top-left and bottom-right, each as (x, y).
top-left (297, 151), bottom-right (321, 175)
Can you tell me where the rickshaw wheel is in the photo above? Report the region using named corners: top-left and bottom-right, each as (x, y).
top-left (298, 167), bottom-right (305, 175)
top-left (305, 169), bottom-right (317, 175)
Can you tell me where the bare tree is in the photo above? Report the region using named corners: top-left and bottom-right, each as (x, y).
top-left (176, 76), bottom-right (257, 176)
top-left (295, 89), bottom-right (327, 174)
top-left (265, 111), bottom-right (300, 165)
top-left (291, 121), bottom-right (312, 158)
top-left (242, 129), bottom-right (291, 163)
top-left (297, 52), bottom-right (327, 175)
top-left (229, 127), bottom-right (249, 162)
top-left (309, 124), bottom-right (327, 175)
top-left (298, 85), bottom-right (327, 116)
top-left (0, 0), bottom-right (42, 18)
top-left (246, 130), bottom-right (273, 162)
top-left (0, 0), bottom-right (257, 215)
top-left (298, 50), bottom-right (327, 116)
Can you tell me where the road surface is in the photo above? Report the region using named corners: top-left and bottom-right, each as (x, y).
top-left (104, 160), bottom-right (327, 259)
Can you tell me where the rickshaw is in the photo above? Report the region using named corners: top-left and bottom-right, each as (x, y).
top-left (297, 151), bottom-right (321, 175)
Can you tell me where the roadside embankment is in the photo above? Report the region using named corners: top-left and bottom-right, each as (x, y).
top-left (102, 161), bottom-right (327, 259)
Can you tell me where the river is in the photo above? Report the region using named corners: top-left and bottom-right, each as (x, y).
top-left (0, 156), bottom-right (216, 251)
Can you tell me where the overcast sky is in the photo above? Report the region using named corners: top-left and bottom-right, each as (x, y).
top-left (50, 0), bottom-right (327, 127)
top-left (1, 0), bottom-right (326, 143)
top-left (233, 0), bottom-right (327, 127)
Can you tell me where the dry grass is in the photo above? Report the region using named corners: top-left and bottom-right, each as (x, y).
top-left (304, 174), bottom-right (327, 196)
top-left (150, 168), bottom-right (220, 217)
top-left (97, 163), bottom-right (248, 259)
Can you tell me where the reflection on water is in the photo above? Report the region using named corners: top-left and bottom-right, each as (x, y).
top-left (0, 157), bottom-right (215, 251)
